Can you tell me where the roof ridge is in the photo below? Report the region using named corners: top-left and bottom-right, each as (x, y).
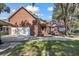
top-left (8, 6), bottom-right (37, 22)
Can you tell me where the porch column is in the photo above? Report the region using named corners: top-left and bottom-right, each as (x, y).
top-left (4, 27), bottom-right (6, 32)
top-left (34, 25), bottom-right (38, 36)
top-left (2, 26), bottom-right (7, 32)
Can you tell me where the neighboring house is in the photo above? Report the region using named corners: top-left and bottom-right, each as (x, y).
top-left (49, 19), bottom-right (65, 35)
top-left (58, 19), bottom-right (65, 33)
top-left (8, 6), bottom-right (50, 36)
top-left (49, 20), bottom-right (59, 35)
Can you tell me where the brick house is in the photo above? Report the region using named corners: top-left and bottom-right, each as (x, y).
top-left (8, 6), bottom-right (50, 36)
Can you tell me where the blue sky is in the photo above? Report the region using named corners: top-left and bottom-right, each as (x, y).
top-left (0, 3), bottom-right (54, 21)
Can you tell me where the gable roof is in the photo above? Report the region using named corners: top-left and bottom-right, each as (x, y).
top-left (8, 6), bottom-right (47, 24)
top-left (0, 20), bottom-right (15, 26)
top-left (8, 6), bottom-right (38, 22)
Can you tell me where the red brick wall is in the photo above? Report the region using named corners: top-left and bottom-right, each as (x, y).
top-left (9, 7), bottom-right (36, 26)
top-left (8, 7), bottom-right (38, 36)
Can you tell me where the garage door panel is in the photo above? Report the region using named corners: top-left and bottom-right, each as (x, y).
top-left (11, 27), bottom-right (30, 36)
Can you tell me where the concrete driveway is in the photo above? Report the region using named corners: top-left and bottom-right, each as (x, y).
top-left (1, 35), bottom-right (34, 42)
top-left (0, 35), bottom-right (33, 53)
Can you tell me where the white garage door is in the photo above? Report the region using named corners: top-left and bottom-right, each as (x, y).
top-left (11, 27), bottom-right (30, 36)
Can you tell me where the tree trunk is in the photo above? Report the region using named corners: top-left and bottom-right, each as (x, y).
top-left (64, 18), bottom-right (72, 36)
top-left (64, 18), bottom-right (69, 36)
top-left (68, 21), bottom-right (72, 35)
top-left (67, 16), bottom-right (72, 35)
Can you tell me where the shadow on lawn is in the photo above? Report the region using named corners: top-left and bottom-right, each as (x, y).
top-left (2, 40), bottom-right (79, 56)
top-left (45, 40), bottom-right (79, 56)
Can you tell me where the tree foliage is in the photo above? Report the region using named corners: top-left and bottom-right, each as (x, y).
top-left (0, 3), bottom-right (10, 14)
top-left (53, 3), bottom-right (79, 36)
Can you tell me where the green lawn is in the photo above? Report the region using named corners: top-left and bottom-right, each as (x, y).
top-left (2, 39), bottom-right (79, 56)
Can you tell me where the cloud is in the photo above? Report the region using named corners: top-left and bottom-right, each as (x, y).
top-left (48, 16), bottom-right (52, 19)
top-left (35, 13), bottom-right (43, 17)
top-left (47, 6), bottom-right (53, 11)
top-left (26, 5), bottom-right (39, 12)
top-left (26, 5), bottom-right (42, 18)
top-left (0, 17), bottom-right (7, 19)
top-left (45, 16), bottom-right (52, 22)
top-left (11, 9), bottom-right (16, 14)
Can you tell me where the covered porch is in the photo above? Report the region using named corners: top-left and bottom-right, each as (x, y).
top-left (0, 20), bottom-right (15, 35)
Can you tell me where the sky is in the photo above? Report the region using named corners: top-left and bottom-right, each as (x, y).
top-left (0, 3), bottom-right (54, 21)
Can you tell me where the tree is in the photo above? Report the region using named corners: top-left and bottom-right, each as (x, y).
top-left (32, 3), bottom-right (35, 7)
top-left (0, 3), bottom-right (10, 44)
top-left (53, 3), bottom-right (79, 36)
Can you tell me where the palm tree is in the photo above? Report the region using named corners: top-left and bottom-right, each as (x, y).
top-left (0, 3), bottom-right (10, 44)
top-left (53, 3), bottom-right (79, 36)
